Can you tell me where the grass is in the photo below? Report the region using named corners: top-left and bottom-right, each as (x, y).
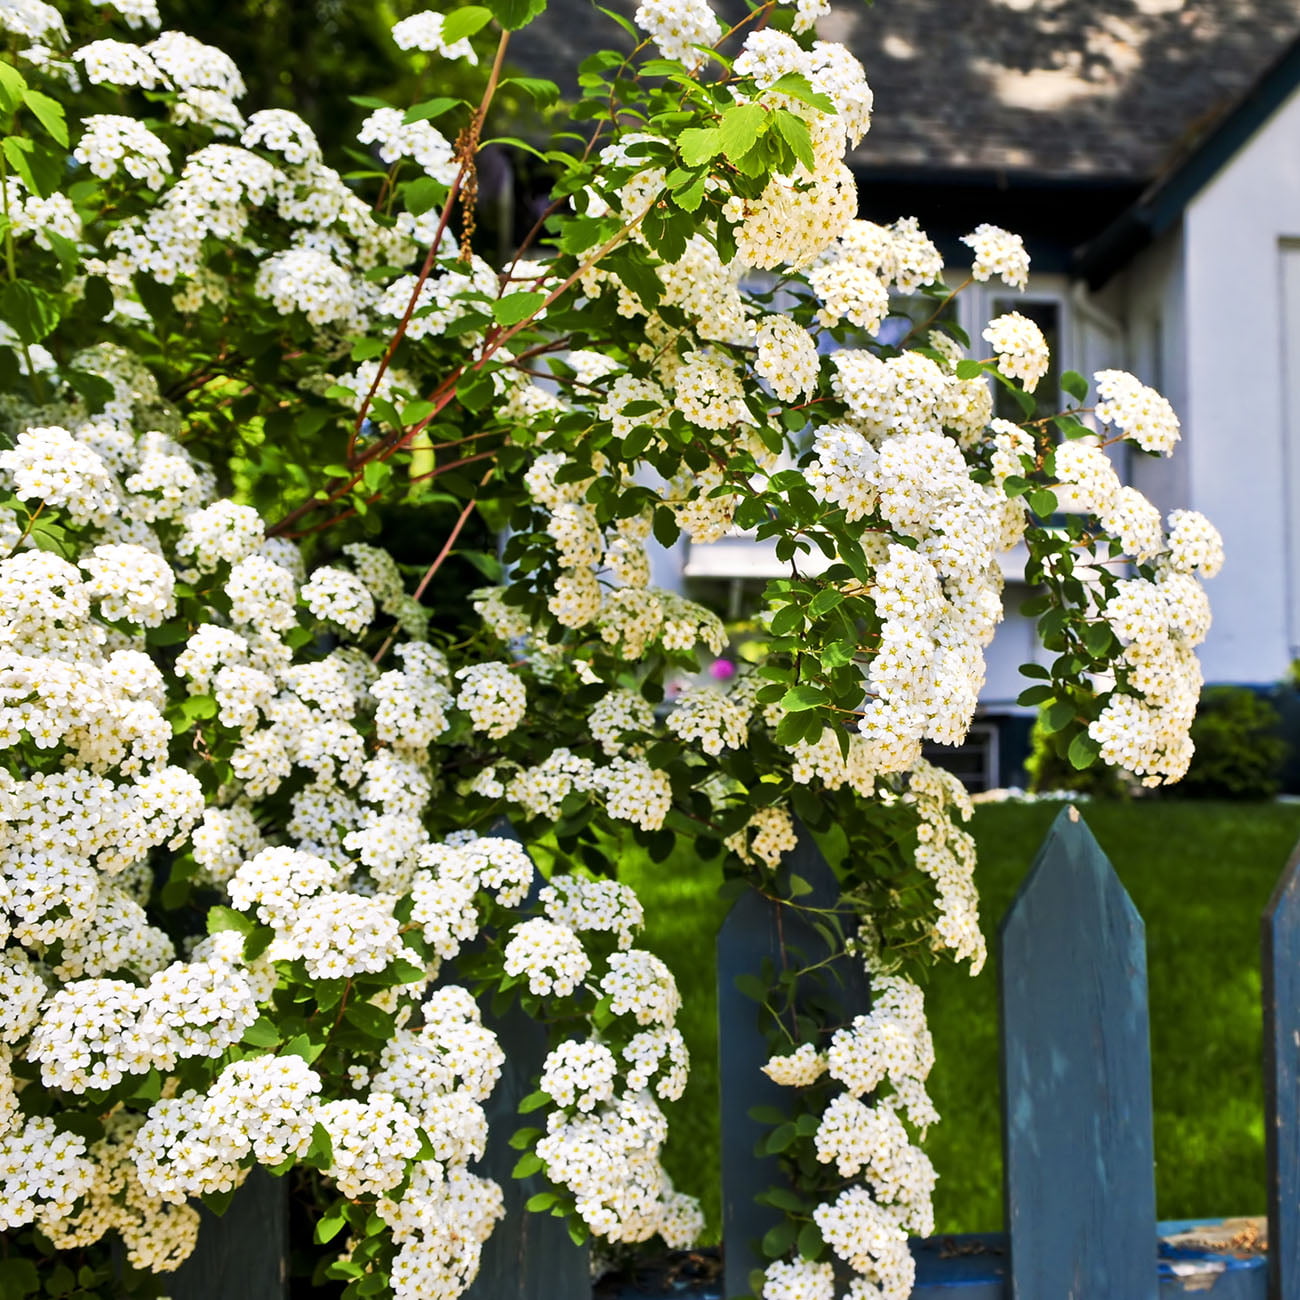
top-left (620, 800), bottom-right (1300, 1238)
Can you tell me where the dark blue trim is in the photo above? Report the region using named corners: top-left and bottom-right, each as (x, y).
top-left (1074, 33), bottom-right (1300, 286)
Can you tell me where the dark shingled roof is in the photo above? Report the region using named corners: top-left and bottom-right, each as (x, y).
top-left (838, 0), bottom-right (1300, 182)
top-left (512, 0), bottom-right (1300, 183)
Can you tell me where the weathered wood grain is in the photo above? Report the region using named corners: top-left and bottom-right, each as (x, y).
top-left (999, 806), bottom-right (1157, 1300)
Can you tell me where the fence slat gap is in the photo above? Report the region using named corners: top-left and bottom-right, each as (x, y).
top-left (999, 805), bottom-right (1158, 1300)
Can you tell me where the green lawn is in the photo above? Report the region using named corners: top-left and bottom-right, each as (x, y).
top-left (620, 800), bottom-right (1300, 1238)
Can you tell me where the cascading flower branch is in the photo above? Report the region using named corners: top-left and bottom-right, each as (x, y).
top-left (0, 0), bottom-right (1220, 1297)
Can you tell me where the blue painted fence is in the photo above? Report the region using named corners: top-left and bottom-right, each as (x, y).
top-left (174, 807), bottom-right (1295, 1299)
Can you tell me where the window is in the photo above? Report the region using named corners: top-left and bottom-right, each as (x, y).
top-left (922, 723), bottom-right (1000, 794)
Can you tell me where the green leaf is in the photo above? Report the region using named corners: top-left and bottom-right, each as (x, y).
top-left (1084, 620), bottom-right (1114, 657)
top-left (763, 1188), bottom-right (806, 1213)
top-left (1061, 369), bottom-right (1089, 403)
top-left (386, 957), bottom-right (426, 984)
top-left (242, 1017), bottom-right (281, 1048)
top-left (653, 505), bottom-right (679, 548)
top-left (781, 683), bottom-right (827, 712)
top-left (955, 358), bottom-right (984, 380)
top-left (343, 1001), bottom-right (395, 1039)
top-left (1017, 684), bottom-right (1053, 707)
top-left (0, 64), bottom-right (26, 116)
top-left (501, 76), bottom-right (560, 108)
top-left (761, 1218), bottom-right (797, 1258)
top-left (769, 604), bottom-right (804, 637)
top-left (807, 587), bottom-right (844, 618)
top-left (457, 367), bottom-right (497, 412)
top-left (525, 1191), bottom-right (559, 1211)
top-left (678, 126), bottom-right (723, 167)
top-left (670, 173), bottom-right (707, 212)
top-left (404, 175), bottom-right (446, 216)
top-left (207, 905), bottom-right (254, 937)
top-left (404, 97), bottom-right (462, 124)
top-left (203, 1187), bottom-right (236, 1218)
top-left (1068, 729), bottom-right (1102, 770)
top-left (441, 4), bottom-right (494, 43)
top-left (595, 4), bottom-right (637, 36)
top-left (305, 1121), bottom-right (333, 1169)
top-left (797, 1220), bottom-right (824, 1260)
top-left (508, 1126), bottom-right (542, 1150)
top-left (0, 280), bottom-right (61, 345)
top-left (512, 1152), bottom-right (544, 1178)
top-left (283, 1034), bottom-right (326, 1064)
top-left (21, 88), bottom-right (67, 147)
top-left (53, 1111), bottom-right (104, 1143)
top-left (719, 103), bottom-right (766, 162)
top-left (0, 1257), bottom-right (38, 1298)
top-left (1027, 488), bottom-right (1058, 517)
top-left (766, 72), bottom-right (836, 114)
top-left (771, 110), bottom-right (814, 172)
top-left (2, 135), bottom-right (60, 197)
top-left (492, 291), bottom-right (547, 326)
top-left (485, 0), bottom-right (545, 30)
top-left (1040, 698), bottom-right (1075, 735)
top-left (518, 1090), bottom-right (550, 1114)
top-left (314, 1207), bottom-right (348, 1244)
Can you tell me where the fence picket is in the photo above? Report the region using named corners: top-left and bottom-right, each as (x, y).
top-left (464, 819), bottom-right (590, 1300)
top-left (999, 806), bottom-right (1157, 1300)
top-left (716, 821), bottom-right (869, 1300)
top-left (1263, 839), bottom-right (1300, 1300)
top-left (170, 1168), bottom-right (286, 1300)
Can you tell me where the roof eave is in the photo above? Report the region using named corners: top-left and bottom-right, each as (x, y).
top-left (1074, 29), bottom-right (1300, 288)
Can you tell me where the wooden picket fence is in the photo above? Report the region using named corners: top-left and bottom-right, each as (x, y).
top-left (170, 807), bottom-right (1300, 1299)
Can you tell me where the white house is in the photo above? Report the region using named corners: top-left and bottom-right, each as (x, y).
top-left (516, 0), bottom-right (1300, 786)
top-left (702, 2), bottom-right (1300, 787)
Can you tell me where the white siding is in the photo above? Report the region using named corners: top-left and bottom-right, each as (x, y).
top-left (1183, 81), bottom-right (1300, 682)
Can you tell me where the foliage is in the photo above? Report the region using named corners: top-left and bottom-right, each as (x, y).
top-left (0, 0), bottom-right (1221, 1298)
top-left (1175, 686), bottom-right (1287, 801)
top-left (1025, 707), bottom-right (1128, 799)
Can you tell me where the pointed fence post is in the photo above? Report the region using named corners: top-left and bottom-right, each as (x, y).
top-left (716, 822), bottom-right (869, 1300)
top-left (1264, 839), bottom-right (1300, 1300)
top-left (1000, 806), bottom-right (1157, 1300)
top-left (463, 819), bottom-right (590, 1300)
top-left (169, 1168), bottom-right (286, 1300)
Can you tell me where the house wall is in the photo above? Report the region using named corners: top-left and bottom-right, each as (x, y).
top-left (1182, 81), bottom-right (1300, 683)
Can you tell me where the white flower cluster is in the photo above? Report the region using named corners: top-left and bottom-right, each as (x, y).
top-left (530, 935), bottom-right (699, 1246)
top-left (0, 398), bottom-right (692, 1281)
top-left (983, 311), bottom-right (1050, 393)
top-left (391, 10), bottom-right (479, 63)
top-left (763, 965), bottom-right (938, 1300)
top-left (1094, 369), bottom-right (1181, 454)
top-left (961, 223), bottom-right (1030, 290)
top-left (909, 761), bottom-right (985, 970)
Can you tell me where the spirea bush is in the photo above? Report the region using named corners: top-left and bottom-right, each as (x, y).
top-left (0, 0), bottom-right (1221, 1297)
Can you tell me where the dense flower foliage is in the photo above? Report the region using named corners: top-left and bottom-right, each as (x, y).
top-left (0, 0), bottom-right (1218, 1296)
